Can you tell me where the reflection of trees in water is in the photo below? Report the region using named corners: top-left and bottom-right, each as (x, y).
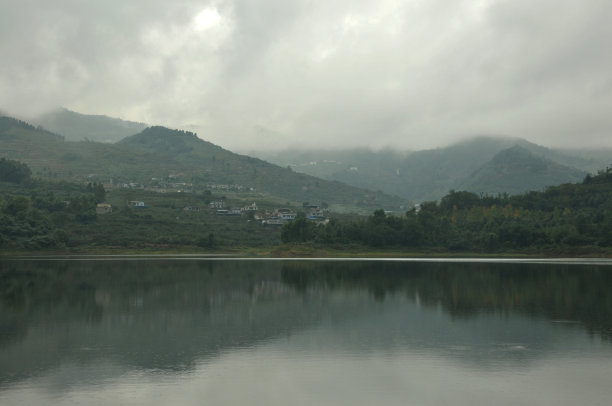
top-left (0, 259), bottom-right (285, 341)
top-left (1, 259), bottom-right (611, 387)
top-left (281, 261), bottom-right (612, 340)
top-left (0, 259), bottom-right (303, 384)
top-left (0, 260), bottom-right (103, 347)
top-left (2, 260), bottom-right (611, 344)
top-left (0, 259), bottom-right (278, 312)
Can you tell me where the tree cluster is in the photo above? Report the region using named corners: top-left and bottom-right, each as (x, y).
top-left (0, 169), bottom-right (99, 249)
top-left (282, 167), bottom-right (612, 251)
top-left (0, 157), bottom-right (32, 184)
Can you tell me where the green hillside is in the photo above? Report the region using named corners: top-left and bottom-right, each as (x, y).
top-left (0, 117), bottom-right (407, 211)
top-left (119, 127), bottom-right (407, 209)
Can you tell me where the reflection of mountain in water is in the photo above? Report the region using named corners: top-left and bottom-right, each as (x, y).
top-left (0, 259), bottom-right (611, 387)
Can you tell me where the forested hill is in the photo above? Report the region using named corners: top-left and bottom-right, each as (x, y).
top-left (0, 117), bottom-right (406, 210)
top-left (118, 126), bottom-right (225, 156)
top-left (118, 126), bottom-right (407, 207)
top-left (282, 167), bottom-right (612, 252)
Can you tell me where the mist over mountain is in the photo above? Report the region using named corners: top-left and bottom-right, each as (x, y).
top-left (28, 108), bottom-right (147, 143)
top-left (253, 136), bottom-right (610, 202)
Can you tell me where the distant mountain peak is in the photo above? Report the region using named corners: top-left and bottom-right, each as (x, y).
top-left (460, 145), bottom-right (586, 195)
top-left (118, 125), bottom-right (225, 156)
top-left (485, 145), bottom-right (548, 173)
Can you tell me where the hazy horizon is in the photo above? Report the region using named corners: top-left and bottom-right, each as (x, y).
top-left (2, 1), bottom-right (612, 151)
top-left (4, 106), bottom-right (612, 155)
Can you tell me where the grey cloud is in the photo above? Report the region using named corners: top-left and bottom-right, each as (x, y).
top-left (1, 0), bottom-right (611, 150)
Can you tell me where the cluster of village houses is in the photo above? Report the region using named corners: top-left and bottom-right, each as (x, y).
top-left (95, 200), bottom-right (328, 226)
top-left (100, 176), bottom-right (256, 195)
top-left (92, 176), bottom-right (326, 225)
top-left (210, 201), bottom-right (329, 225)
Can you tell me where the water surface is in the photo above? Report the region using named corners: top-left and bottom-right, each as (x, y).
top-left (1, 258), bottom-right (611, 405)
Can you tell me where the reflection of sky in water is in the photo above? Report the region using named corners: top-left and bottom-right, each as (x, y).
top-left (1, 330), bottom-right (611, 406)
top-left (0, 259), bottom-right (611, 405)
top-left (270, 293), bottom-right (605, 367)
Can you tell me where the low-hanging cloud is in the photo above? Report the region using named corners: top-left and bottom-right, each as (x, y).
top-left (1, 0), bottom-right (611, 150)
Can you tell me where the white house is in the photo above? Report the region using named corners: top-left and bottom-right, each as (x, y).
top-left (96, 203), bottom-right (112, 214)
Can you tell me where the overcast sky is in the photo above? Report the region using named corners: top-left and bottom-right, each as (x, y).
top-left (1, 0), bottom-right (612, 151)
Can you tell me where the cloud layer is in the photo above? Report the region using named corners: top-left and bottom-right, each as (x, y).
top-left (1, 0), bottom-right (611, 150)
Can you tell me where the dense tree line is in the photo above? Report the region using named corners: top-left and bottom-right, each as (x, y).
top-left (0, 189), bottom-right (99, 249)
top-left (0, 159), bottom-right (101, 249)
top-left (282, 167), bottom-right (612, 251)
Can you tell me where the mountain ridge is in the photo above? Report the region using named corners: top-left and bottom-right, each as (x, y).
top-left (0, 117), bottom-right (407, 211)
top-left (4, 108), bottom-right (609, 205)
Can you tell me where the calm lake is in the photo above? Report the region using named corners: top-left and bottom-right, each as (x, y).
top-left (1, 257), bottom-right (611, 405)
